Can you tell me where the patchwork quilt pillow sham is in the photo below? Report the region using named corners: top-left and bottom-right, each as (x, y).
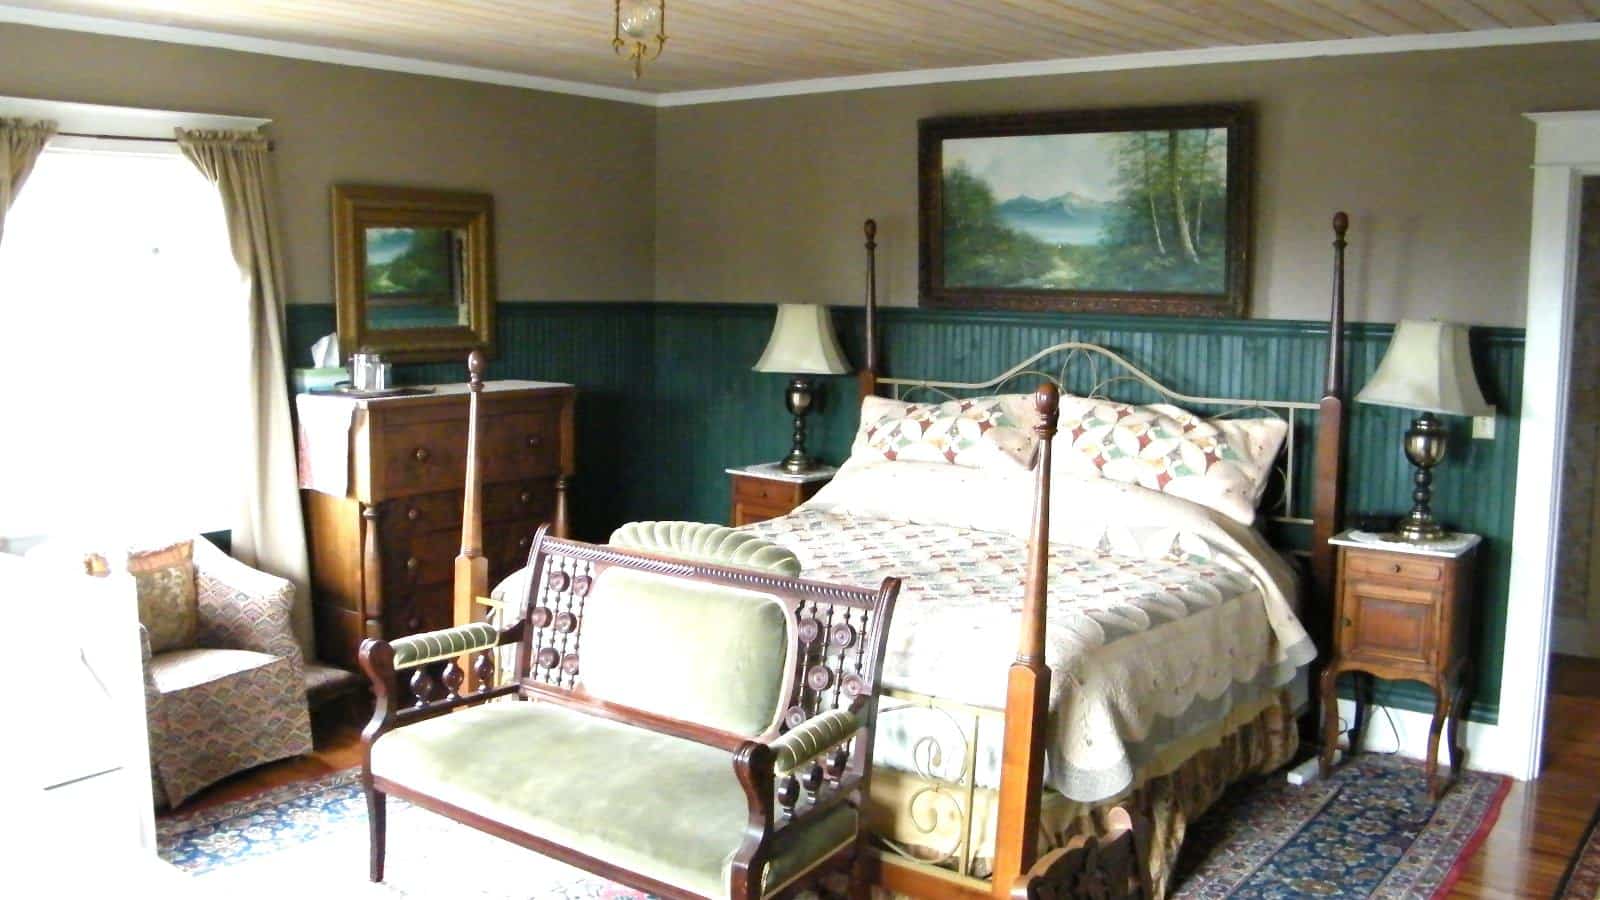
top-left (850, 394), bottom-right (1040, 471)
top-left (1051, 395), bottom-right (1288, 526)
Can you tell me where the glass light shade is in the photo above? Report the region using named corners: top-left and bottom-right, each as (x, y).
top-left (1356, 319), bottom-right (1492, 417)
top-left (618, 0), bottom-right (661, 39)
top-left (753, 304), bottom-right (850, 375)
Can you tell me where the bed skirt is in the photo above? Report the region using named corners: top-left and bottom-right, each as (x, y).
top-left (867, 691), bottom-right (1298, 897)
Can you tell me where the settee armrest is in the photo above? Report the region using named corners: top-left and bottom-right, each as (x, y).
top-left (390, 622), bottom-right (501, 670)
top-left (771, 709), bottom-right (863, 775)
top-left (191, 537), bottom-right (301, 663)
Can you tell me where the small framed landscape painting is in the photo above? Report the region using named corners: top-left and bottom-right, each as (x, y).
top-left (364, 227), bottom-right (460, 307)
top-left (919, 104), bottom-right (1253, 317)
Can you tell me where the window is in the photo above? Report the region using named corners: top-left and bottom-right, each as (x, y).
top-left (0, 141), bottom-right (242, 537)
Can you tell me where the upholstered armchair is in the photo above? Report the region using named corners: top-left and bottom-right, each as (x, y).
top-left (33, 536), bottom-right (313, 807)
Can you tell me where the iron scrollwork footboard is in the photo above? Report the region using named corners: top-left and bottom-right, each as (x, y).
top-left (872, 688), bottom-right (1008, 884)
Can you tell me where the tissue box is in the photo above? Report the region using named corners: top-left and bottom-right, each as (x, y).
top-left (293, 367), bottom-right (349, 393)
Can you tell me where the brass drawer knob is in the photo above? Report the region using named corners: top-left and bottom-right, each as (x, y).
top-left (518, 536), bottom-right (532, 550)
top-left (406, 507), bottom-right (420, 522)
top-left (1342, 616), bottom-right (1352, 628)
top-left (1390, 563), bottom-right (1402, 574)
top-left (414, 447), bottom-right (431, 463)
top-left (405, 557), bottom-right (419, 574)
top-left (519, 491), bottom-right (533, 504)
top-left (525, 435), bottom-right (542, 449)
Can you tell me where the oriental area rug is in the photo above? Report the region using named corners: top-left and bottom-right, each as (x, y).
top-left (158, 756), bottom-right (1507, 899)
top-left (1555, 802), bottom-right (1600, 900)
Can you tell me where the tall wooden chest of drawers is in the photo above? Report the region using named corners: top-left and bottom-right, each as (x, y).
top-left (297, 381), bottom-right (575, 671)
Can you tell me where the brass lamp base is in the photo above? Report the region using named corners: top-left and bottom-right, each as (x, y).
top-left (780, 375), bottom-right (819, 474)
top-left (1395, 411), bottom-right (1448, 543)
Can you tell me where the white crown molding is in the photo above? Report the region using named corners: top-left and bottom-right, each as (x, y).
top-left (657, 22), bottom-right (1600, 107)
top-left (2, 5), bottom-right (1599, 110)
top-left (0, 4), bottom-right (659, 106)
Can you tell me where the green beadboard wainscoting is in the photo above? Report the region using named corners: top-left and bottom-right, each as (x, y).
top-left (286, 302), bottom-right (1523, 724)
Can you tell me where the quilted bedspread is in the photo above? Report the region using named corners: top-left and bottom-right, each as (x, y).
top-left (741, 462), bottom-right (1316, 803)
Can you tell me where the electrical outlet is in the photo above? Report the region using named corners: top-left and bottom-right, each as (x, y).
top-left (1472, 413), bottom-right (1496, 440)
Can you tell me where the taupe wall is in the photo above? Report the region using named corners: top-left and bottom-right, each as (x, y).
top-left (655, 42), bottom-right (1600, 326)
top-left (0, 23), bottom-right (655, 305)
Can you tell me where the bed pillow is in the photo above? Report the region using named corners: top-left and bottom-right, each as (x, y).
top-left (1051, 395), bottom-right (1288, 526)
top-left (850, 394), bottom-right (1040, 471)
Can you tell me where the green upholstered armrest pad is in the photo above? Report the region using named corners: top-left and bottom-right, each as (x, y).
top-left (771, 709), bottom-right (862, 775)
top-left (610, 521), bottom-right (802, 577)
top-left (390, 622), bottom-right (500, 669)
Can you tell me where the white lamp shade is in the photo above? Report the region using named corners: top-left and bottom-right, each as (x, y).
top-left (752, 304), bottom-right (850, 375)
top-left (1356, 319), bottom-right (1492, 416)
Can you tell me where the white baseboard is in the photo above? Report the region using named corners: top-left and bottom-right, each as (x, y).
top-left (1332, 698), bottom-right (1524, 779)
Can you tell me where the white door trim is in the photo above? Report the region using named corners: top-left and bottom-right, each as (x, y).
top-left (1499, 111), bottom-right (1600, 780)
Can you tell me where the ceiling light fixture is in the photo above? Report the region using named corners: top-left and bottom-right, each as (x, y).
top-left (613, 0), bottom-right (667, 79)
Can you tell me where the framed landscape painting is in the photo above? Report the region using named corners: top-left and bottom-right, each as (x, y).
top-left (919, 104), bottom-right (1253, 317)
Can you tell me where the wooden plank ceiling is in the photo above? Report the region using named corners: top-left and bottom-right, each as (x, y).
top-left (10, 1), bottom-right (1599, 93)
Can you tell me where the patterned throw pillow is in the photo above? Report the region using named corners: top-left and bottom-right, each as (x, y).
top-left (852, 394), bottom-right (1040, 470)
top-left (1051, 396), bottom-right (1288, 525)
top-left (126, 540), bottom-right (199, 654)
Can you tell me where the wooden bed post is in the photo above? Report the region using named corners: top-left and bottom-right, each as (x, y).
top-left (454, 351), bottom-right (490, 685)
top-left (859, 218), bottom-right (880, 400)
top-left (992, 383), bottom-right (1061, 899)
top-left (1310, 213), bottom-right (1349, 659)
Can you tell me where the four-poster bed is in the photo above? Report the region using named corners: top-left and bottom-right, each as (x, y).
top-left (442, 214), bottom-right (1351, 898)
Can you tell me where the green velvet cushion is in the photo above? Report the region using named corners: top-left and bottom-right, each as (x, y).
top-left (390, 622), bottom-right (499, 669)
top-left (370, 702), bottom-right (856, 898)
top-left (582, 567), bottom-right (789, 737)
top-left (771, 709), bottom-right (861, 775)
top-left (610, 521), bottom-right (802, 577)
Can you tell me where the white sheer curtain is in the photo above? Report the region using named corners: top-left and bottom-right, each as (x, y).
top-left (176, 129), bottom-right (312, 656)
top-left (0, 142), bottom-right (242, 538)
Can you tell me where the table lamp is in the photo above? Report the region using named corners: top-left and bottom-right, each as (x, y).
top-left (753, 304), bottom-right (850, 473)
top-left (1355, 319), bottom-right (1492, 542)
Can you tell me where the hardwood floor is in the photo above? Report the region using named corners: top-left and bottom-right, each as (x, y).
top-left (1447, 658), bottom-right (1600, 898)
top-left (163, 671), bottom-right (1600, 897)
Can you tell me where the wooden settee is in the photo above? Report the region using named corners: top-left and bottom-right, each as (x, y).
top-left (358, 523), bottom-right (901, 900)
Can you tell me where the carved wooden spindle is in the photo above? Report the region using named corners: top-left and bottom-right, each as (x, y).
top-left (442, 660), bottom-right (465, 699)
top-left (803, 761), bottom-right (826, 795)
top-left (827, 746), bottom-right (851, 780)
top-left (409, 669), bottom-right (437, 708)
top-left (777, 774), bottom-right (800, 818)
top-left (473, 650), bottom-right (495, 692)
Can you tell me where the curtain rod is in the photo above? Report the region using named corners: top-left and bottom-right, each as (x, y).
top-left (55, 130), bottom-right (274, 149)
top-left (58, 131), bottom-right (174, 143)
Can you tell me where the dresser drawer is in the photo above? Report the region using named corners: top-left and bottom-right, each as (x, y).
top-left (1345, 551), bottom-right (1444, 583)
top-left (484, 479), bottom-right (556, 525)
top-left (482, 410), bottom-right (562, 483)
top-left (384, 581), bottom-right (452, 637)
top-left (384, 528), bottom-right (459, 589)
top-left (1341, 580), bottom-right (1440, 668)
top-left (375, 420), bottom-right (467, 499)
top-left (486, 521), bottom-right (540, 584)
top-left (383, 491), bottom-right (463, 533)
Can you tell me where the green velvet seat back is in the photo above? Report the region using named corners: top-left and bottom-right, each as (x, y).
top-left (609, 521), bottom-right (801, 577)
top-left (581, 567), bottom-right (790, 737)
top-left (369, 702), bottom-right (857, 898)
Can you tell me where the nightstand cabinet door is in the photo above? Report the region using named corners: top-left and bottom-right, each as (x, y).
top-left (1341, 579), bottom-right (1440, 669)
